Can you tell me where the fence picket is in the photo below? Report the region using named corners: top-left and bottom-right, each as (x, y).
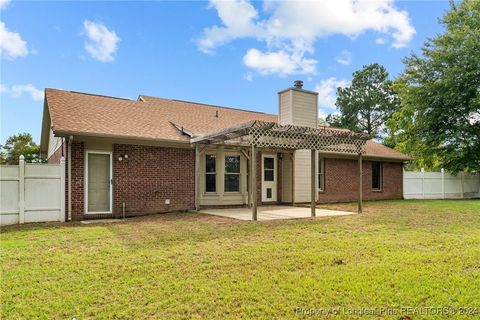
top-left (1, 156), bottom-right (66, 225)
top-left (404, 169), bottom-right (479, 199)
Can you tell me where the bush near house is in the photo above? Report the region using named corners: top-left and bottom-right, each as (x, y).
top-left (1, 200), bottom-right (479, 319)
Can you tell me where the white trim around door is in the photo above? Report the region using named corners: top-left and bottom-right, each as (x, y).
top-left (261, 153), bottom-right (277, 202)
top-left (84, 150), bottom-right (113, 214)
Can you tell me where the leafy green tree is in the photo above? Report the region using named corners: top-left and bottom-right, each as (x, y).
top-left (325, 114), bottom-right (344, 128)
top-left (334, 63), bottom-right (400, 137)
top-left (0, 133), bottom-right (42, 164)
top-left (389, 0), bottom-right (480, 173)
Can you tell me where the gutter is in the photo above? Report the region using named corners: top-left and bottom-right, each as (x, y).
top-left (53, 130), bottom-right (190, 146)
top-left (67, 136), bottom-right (73, 221)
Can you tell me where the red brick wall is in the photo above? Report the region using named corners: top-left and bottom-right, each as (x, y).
top-left (318, 158), bottom-right (403, 203)
top-left (70, 142), bottom-right (85, 220)
top-left (113, 144), bottom-right (195, 217)
top-left (65, 142), bottom-right (402, 220)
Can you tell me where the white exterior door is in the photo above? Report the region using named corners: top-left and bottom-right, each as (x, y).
top-left (262, 154), bottom-right (277, 202)
top-left (86, 151), bottom-right (112, 214)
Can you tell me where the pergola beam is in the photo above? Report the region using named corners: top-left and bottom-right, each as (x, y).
top-left (191, 120), bottom-right (369, 155)
top-left (190, 120), bottom-right (369, 221)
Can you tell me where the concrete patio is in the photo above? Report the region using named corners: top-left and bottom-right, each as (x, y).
top-left (199, 205), bottom-right (356, 221)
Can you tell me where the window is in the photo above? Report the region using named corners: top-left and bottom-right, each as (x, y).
top-left (263, 157), bottom-right (274, 181)
top-left (372, 162), bottom-right (382, 190)
top-left (205, 154), bottom-right (216, 193)
top-left (225, 155), bottom-right (240, 192)
top-left (318, 157), bottom-right (325, 191)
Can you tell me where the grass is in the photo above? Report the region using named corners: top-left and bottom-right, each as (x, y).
top-left (1, 199), bottom-right (479, 319)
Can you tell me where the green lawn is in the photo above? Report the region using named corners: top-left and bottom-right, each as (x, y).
top-left (1, 200), bottom-right (479, 319)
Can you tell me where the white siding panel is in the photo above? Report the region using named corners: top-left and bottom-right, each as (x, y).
top-left (291, 91), bottom-right (317, 128)
top-left (278, 90), bottom-right (292, 125)
top-left (282, 155), bottom-right (292, 202)
top-left (294, 150), bottom-right (312, 202)
top-left (47, 128), bottom-right (63, 159)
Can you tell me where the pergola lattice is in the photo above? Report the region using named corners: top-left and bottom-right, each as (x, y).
top-left (191, 120), bottom-right (370, 220)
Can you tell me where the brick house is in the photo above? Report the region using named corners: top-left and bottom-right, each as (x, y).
top-left (40, 82), bottom-right (410, 221)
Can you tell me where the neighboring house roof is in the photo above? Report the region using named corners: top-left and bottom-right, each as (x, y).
top-left (42, 88), bottom-right (411, 161)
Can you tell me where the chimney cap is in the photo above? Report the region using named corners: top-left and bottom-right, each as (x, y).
top-left (293, 80), bottom-right (303, 89)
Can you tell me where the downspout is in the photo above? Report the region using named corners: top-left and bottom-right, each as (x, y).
top-left (67, 136), bottom-right (73, 221)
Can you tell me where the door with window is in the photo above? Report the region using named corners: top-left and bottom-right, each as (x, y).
top-left (86, 151), bottom-right (112, 214)
top-left (262, 154), bottom-right (277, 202)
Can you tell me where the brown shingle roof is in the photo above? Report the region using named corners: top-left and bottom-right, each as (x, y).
top-left (366, 141), bottom-right (411, 161)
top-left (45, 88), bottom-right (410, 160)
top-left (46, 89), bottom-right (276, 143)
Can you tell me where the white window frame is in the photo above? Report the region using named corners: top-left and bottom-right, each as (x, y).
top-left (205, 153), bottom-right (217, 194)
top-left (84, 150), bottom-right (113, 214)
top-left (224, 153), bottom-right (241, 193)
top-left (318, 156), bottom-right (325, 192)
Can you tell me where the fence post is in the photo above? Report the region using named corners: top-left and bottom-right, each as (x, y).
top-left (460, 172), bottom-right (465, 199)
top-left (441, 168), bottom-right (445, 199)
top-left (421, 168), bottom-right (425, 199)
top-left (60, 157), bottom-right (66, 222)
top-left (19, 155), bottom-right (25, 224)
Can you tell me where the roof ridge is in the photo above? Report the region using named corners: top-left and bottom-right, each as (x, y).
top-left (70, 91), bottom-right (132, 101)
top-left (139, 94), bottom-right (275, 116)
top-left (46, 88), bottom-right (133, 101)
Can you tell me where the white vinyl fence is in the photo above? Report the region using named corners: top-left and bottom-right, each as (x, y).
top-left (0, 156), bottom-right (65, 226)
top-left (403, 168), bottom-right (480, 199)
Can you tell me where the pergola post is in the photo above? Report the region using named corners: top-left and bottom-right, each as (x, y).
top-left (358, 153), bottom-right (363, 213)
top-left (291, 152), bottom-right (295, 206)
top-left (194, 144), bottom-right (201, 211)
top-left (311, 149), bottom-right (316, 217)
top-left (251, 145), bottom-right (257, 220)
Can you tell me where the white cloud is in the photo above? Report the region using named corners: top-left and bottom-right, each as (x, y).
top-left (0, 21), bottom-right (28, 59)
top-left (243, 48), bottom-right (316, 76)
top-left (198, 0), bottom-right (261, 54)
top-left (315, 77), bottom-right (349, 115)
top-left (198, 0), bottom-right (415, 76)
top-left (376, 37), bottom-right (387, 45)
top-left (83, 20), bottom-right (120, 62)
top-left (243, 71), bottom-right (254, 82)
top-left (2, 84), bottom-right (44, 101)
top-left (0, 0), bottom-right (10, 10)
top-left (336, 50), bottom-right (352, 65)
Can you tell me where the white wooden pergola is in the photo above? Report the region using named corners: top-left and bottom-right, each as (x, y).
top-left (191, 120), bottom-right (370, 220)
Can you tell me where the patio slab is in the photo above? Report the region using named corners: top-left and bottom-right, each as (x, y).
top-left (199, 205), bottom-right (356, 221)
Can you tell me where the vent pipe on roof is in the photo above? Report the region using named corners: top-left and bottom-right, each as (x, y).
top-left (293, 80), bottom-right (303, 89)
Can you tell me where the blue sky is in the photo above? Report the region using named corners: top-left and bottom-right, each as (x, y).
top-left (1, 0), bottom-right (451, 143)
